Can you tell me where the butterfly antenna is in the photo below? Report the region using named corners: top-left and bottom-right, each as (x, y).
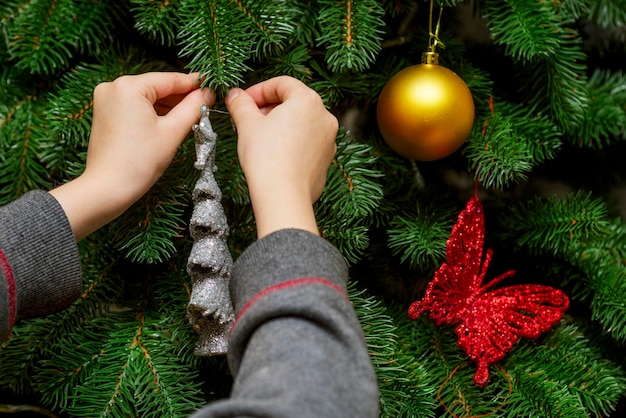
top-left (479, 248), bottom-right (516, 292)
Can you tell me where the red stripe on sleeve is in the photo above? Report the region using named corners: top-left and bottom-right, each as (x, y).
top-left (0, 249), bottom-right (17, 332)
top-left (231, 277), bottom-right (347, 336)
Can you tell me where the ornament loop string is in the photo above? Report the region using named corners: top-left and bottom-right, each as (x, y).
top-left (428, 0), bottom-right (445, 53)
top-left (207, 108), bottom-right (230, 115)
top-left (437, 362), bottom-right (513, 418)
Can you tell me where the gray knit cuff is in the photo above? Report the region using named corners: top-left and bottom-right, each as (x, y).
top-left (229, 229), bottom-right (349, 314)
top-left (0, 190), bottom-right (82, 322)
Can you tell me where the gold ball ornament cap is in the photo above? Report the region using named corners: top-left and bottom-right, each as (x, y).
top-left (376, 59), bottom-right (475, 161)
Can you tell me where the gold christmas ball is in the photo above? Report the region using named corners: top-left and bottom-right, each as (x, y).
top-left (376, 62), bottom-right (475, 161)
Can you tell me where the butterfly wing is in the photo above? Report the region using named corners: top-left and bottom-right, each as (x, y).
top-left (455, 284), bottom-right (570, 386)
top-left (408, 196), bottom-right (487, 323)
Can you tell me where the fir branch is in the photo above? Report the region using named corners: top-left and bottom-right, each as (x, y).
top-left (499, 102), bottom-right (562, 163)
top-left (519, 30), bottom-right (589, 132)
top-left (383, 307), bottom-right (441, 417)
top-left (316, 0), bottom-right (385, 72)
top-left (110, 149), bottom-right (194, 264)
top-left (316, 131), bottom-right (383, 264)
top-left (308, 60), bottom-right (378, 107)
top-left (497, 193), bottom-right (626, 340)
top-left (505, 322), bottom-right (626, 417)
top-left (557, 0), bottom-right (595, 21)
top-left (566, 226), bottom-right (626, 341)
top-left (3, 0), bottom-right (126, 74)
top-left (34, 263), bottom-right (206, 417)
top-left (483, 0), bottom-right (562, 61)
top-left (530, 215), bottom-right (626, 341)
top-left (315, 128), bottom-right (394, 265)
top-left (507, 371), bottom-right (590, 417)
top-left (497, 192), bottom-right (610, 256)
top-left (482, 0), bottom-right (590, 131)
top-left (0, 68), bottom-right (51, 204)
top-left (290, 0), bottom-right (323, 45)
top-left (210, 109), bottom-right (249, 207)
top-left (319, 221), bottom-right (370, 266)
top-left (589, 0), bottom-right (626, 27)
top-left (348, 285), bottom-right (415, 418)
top-left (398, 314), bottom-right (512, 417)
top-left (64, 314), bottom-right (202, 417)
top-left (0, 239), bottom-right (121, 395)
top-left (177, 0), bottom-right (254, 95)
top-left (387, 204), bottom-right (454, 271)
top-left (590, 264), bottom-right (626, 341)
top-left (465, 98), bottom-right (563, 191)
top-left (459, 62), bottom-right (495, 118)
top-left (465, 115), bottom-right (534, 190)
top-left (131, 0), bottom-right (181, 46)
top-left (317, 129), bottom-right (384, 220)
top-left (230, 0), bottom-right (300, 56)
top-left (36, 49), bottom-right (159, 179)
top-left (257, 44), bottom-right (313, 82)
top-left (565, 68), bottom-right (626, 148)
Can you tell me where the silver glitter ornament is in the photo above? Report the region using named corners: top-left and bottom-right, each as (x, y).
top-left (187, 104), bottom-right (234, 356)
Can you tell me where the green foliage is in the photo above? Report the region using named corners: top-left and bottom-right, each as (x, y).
top-left (566, 69), bottom-right (626, 148)
top-left (178, 0), bottom-right (301, 95)
top-left (1, 0), bottom-right (626, 415)
top-left (0, 68), bottom-right (52, 205)
top-left (0, 0), bottom-right (126, 74)
top-left (384, 308), bottom-right (626, 418)
top-left (320, 129), bottom-right (385, 221)
top-left (482, 0), bottom-right (589, 131)
top-left (484, 0), bottom-right (563, 61)
top-left (0, 238), bottom-right (209, 416)
top-left (110, 147), bottom-right (194, 264)
top-left (177, 0), bottom-right (255, 94)
top-left (36, 49), bottom-right (162, 178)
top-left (504, 323), bottom-right (626, 417)
top-left (497, 192), bottom-right (609, 255)
top-left (316, 0), bottom-right (385, 72)
top-left (588, 0), bottom-right (626, 27)
top-left (132, 0), bottom-right (181, 46)
top-left (498, 193), bottom-right (626, 341)
top-left (316, 128), bottom-right (385, 264)
top-left (348, 284), bottom-right (415, 417)
top-left (561, 220), bottom-right (626, 341)
top-left (0, 236), bottom-right (121, 395)
top-left (465, 100), bottom-right (561, 190)
top-left (387, 196), bottom-right (457, 271)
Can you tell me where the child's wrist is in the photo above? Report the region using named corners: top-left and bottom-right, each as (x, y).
top-left (50, 173), bottom-right (136, 241)
top-left (249, 184), bottom-right (318, 238)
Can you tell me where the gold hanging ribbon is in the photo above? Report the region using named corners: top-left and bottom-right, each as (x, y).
top-left (423, 0), bottom-right (445, 64)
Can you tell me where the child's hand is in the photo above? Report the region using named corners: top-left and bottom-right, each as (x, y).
top-left (51, 72), bottom-right (214, 241)
top-left (225, 76), bottom-right (338, 238)
top-left (85, 72), bottom-right (214, 204)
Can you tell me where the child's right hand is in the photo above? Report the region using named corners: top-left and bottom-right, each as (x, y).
top-left (225, 76), bottom-right (338, 238)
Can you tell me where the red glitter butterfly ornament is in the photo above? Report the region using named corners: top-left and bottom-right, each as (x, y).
top-left (408, 195), bottom-right (569, 387)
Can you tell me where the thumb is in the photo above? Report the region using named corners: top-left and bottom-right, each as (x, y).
top-left (161, 88), bottom-right (215, 144)
top-left (225, 88), bottom-right (263, 129)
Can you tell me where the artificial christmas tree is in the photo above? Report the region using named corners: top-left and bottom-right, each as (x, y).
top-left (1, 0), bottom-right (625, 417)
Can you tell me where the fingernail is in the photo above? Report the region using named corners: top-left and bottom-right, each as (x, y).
top-left (225, 88), bottom-right (241, 106)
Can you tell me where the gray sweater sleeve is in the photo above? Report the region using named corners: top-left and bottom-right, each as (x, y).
top-left (0, 190), bottom-right (82, 341)
top-left (191, 229), bottom-right (380, 418)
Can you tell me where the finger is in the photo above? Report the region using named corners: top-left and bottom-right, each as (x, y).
top-left (160, 88), bottom-right (215, 144)
top-left (225, 88), bottom-right (264, 128)
top-left (154, 93), bottom-right (188, 116)
top-left (132, 72), bottom-right (203, 103)
top-left (244, 76), bottom-right (310, 107)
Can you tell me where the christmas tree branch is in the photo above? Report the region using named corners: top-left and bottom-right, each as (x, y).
top-left (316, 0), bottom-right (385, 72)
